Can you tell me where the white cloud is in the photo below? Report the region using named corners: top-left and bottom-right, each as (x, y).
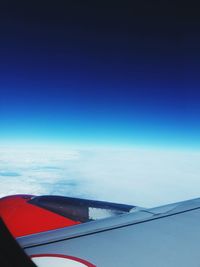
top-left (0, 146), bottom-right (200, 208)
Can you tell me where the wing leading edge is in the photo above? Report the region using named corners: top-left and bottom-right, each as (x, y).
top-left (2, 195), bottom-right (200, 266)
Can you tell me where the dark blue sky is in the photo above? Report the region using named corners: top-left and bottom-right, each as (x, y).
top-left (0, 1), bottom-right (200, 148)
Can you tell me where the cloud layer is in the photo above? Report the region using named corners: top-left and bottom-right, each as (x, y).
top-left (0, 146), bottom-right (200, 208)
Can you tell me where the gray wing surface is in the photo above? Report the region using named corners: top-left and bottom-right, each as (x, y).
top-left (18, 198), bottom-right (200, 267)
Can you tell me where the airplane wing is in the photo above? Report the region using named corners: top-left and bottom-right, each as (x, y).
top-left (1, 195), bottom-right (200, 266)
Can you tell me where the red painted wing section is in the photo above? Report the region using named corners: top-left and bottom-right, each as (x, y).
top-left (0, 195), bottom-right (80, 238)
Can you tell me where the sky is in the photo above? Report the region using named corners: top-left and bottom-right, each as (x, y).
top-left (0, 1), bottom-right (200, 149)
top-left (0, 2), bottom-right (200, 206)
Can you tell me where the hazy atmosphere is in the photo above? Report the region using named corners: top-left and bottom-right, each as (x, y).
top-left (1, 146), bottom-right (200, 208)
top-left (0, 2), bottom-right (200, 207)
